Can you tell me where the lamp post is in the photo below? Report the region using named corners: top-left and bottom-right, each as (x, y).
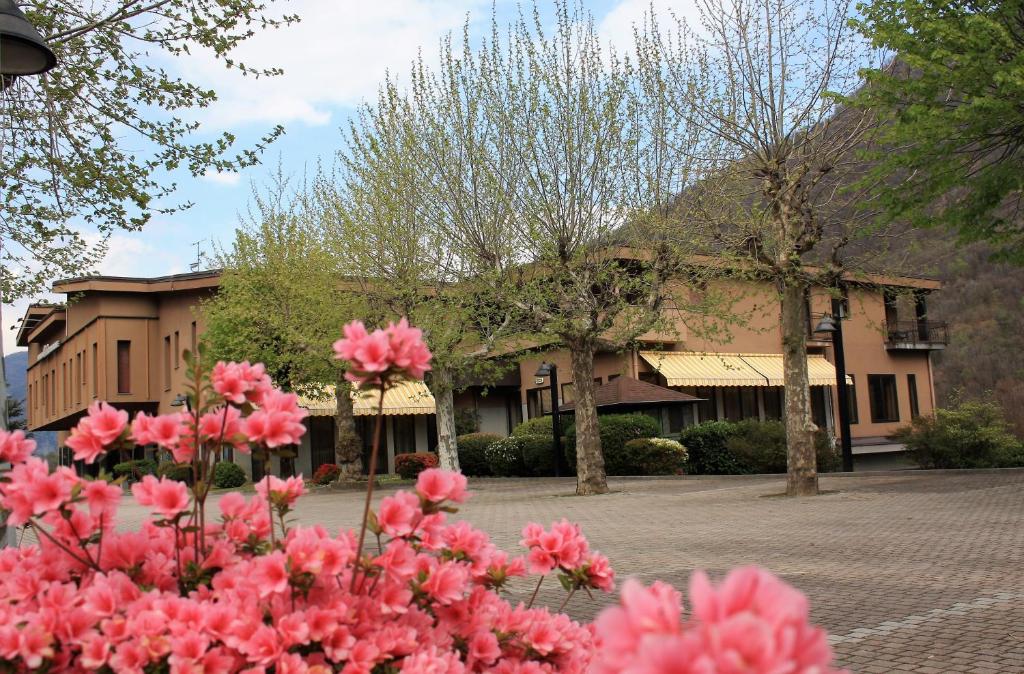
top-left (534, 362), bottom-right (566, 477)
top-left (814, 303), bottom-right (853, 472)
top-left (170, 393), bottom-right (192, 412)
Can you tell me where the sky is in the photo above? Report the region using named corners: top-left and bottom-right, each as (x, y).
top-left (2, 0), bottom-right (693, 354)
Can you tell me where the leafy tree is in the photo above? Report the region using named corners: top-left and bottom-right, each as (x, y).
top-left (0, 1), bottom-right (295, 301)
top-left (316, 83), bottom-right (518, 472)
top-left (852, 0), bottom-right (1024, 263)
top-left (5, 398), bottom-right (27, 432)
top-left (638, 0), bottom-right (895, 495)
top-left (391, 4), bottom-right (709, 495)
top-left (205, 171), bottom-right (366, 480)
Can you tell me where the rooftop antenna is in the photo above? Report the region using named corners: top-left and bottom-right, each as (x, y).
top-left (190, 239), bottom-right (206, 272)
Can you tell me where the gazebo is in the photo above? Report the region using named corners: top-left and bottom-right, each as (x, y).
top-left (558, 376), bottom-right (704, 435)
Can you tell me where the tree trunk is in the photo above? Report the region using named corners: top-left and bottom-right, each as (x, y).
top-left (334, 374), bottom-right (363, 481)
top-left (781, 281), bottom-right (819, 496)
top-left (569, 341), bottom-right (608, 495)
top-left (431, 365), bottom-right (461, 472)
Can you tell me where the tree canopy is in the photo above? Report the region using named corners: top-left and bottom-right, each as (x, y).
top-left (853, 0), bottom-right (1024, 263)
top-left (0, 0), bottom-right (295, 301)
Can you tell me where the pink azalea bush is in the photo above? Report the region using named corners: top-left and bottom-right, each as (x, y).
top-left (0, 319), bottom-right (847, 673)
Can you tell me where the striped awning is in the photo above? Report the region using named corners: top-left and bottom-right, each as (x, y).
top-left (639, 352), bottom-right (851, 387)
top-left (298, 381), bottom-right (436, 417)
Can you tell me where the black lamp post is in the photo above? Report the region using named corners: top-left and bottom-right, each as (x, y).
top-left (170, 393), bottom-right (192, 412)
top-left (534, 362), bottom-right (566, 477)
top-left (0, 0), bottom-right (57, 88)
top-left (814, 302), bottom-right (853, 472)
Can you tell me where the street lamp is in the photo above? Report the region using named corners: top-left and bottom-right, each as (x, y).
top-left (534, 362), bottom-right (566, 477)
top-left (170, 393), bottom-right (192, 412)
top-left (814, 303), bottom-right (853, 472)
top-left (0, 0), bottom-right (57, 88)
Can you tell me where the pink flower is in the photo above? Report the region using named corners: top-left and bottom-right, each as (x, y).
top-left (0, 429), bottom-right (35, 464)
top-left (243, 391), bottom-right (307, 448)
top-left (252, 552), bottom-right (290, 597)
top-left (199, 405), bottom-right (248, 452)
top-left (83, 479), bottom-right (123, 518)
top-left (212, 361), bottom-right (273, 406)
top-left (378, 492), bottom-right (421, 537)
top-left (400, 647), bottom-right (466, 674)
top-left (421, 561), bottom-right (468, 605)
top-left (65, 423), bottom-right (106, 464)
top-left (131, 475), bottom-right (190, 519)
top-left (586, 553), bottom-right (616, 592)
top-left (416, 469), bottom-right (468, 504)
top-left (255, 475), bottom-right (305, 508)
top-left (84, 401), bottom-right (130, 445)
top-left (520, 519), bottom-right (590, 574)
top-left (333, 318), bottom-right (432, 385)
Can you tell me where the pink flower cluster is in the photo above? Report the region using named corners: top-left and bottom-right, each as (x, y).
top-left (0, 429), bottom-right (35, 464)
top-left (333, 318), bottom-right (432, 385)
top-left (65, 401), bottom-right (129, 464)
top-left (211, 360), bottom-right (273, 406)
top-left (592, 569), bottom-right (847, 674)
top-left (0, 457), bottom-right (604, 672)
top-left (521, 519), bottom-right (615, 592)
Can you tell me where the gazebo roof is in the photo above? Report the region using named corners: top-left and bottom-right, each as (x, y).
top-left (558, 376), bottom-right (703, 413)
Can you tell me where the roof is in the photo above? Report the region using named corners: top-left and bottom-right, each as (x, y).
top-left (299, 381), bottom-right (436, 417)
top-left (639, 351), bottom-right (852, 387)
top-left (558, 376), bottom-right (703, 412)
top-left (52, 269), bottom-right (223, 294)
top-left (15, 304), bottom-right (66, 347)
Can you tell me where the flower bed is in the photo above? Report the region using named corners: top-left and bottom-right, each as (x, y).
top-left (0, 319), bottom-right (845, 673)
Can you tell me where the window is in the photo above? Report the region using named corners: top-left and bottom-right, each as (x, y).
top-left (681, 386), bottom-right (718, 422)
top-left (50, 369), bottom-right (56, 413)
top-left (608, 374), bottom-right (620, 382)
top-left (666, 405), bottom-right (695, 433)
top-left (163, 336), bottom-right (171, 391)
top-left (526, 388), bottom-right (552, 418)
top-left (392, 416), bottom-right (416, 454)
top-left (593, 377), bottom-right (602, 386)
top-left (868, 374), bottom-right (899, 423)
top-left (63, 362), bottom-right (68, 410)
top-left (174, 331), bottom-right (180, 369)
top-left (560, 382), bottom-right (575, 404)
top-left (91, 343), bottom-right (98, 397)
top-left (907, 374), bottom-right (920, 419)
top-left (75, 353), bottom-right (82, 405)
top-left (846, 375), bottom-right (859, 424)
top-left (190, 321), bottom-right (197, 355)
top-left (811, 387), bottom-right (828, 428)
top-left (722, 387), bottom-right (757, 421)
top-left (117, 341), bottom-right (131, 394)
top-left (763, 387), bottom-right (783, 420)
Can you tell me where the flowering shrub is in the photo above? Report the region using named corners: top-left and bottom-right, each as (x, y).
top-left (312, 462), bottom-right (342, 485)
top-left (0, 319), bottom-right (846, 673)
top-left (394, 451), bottom-right (439, 479)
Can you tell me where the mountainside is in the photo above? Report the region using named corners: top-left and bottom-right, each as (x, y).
top-left (3, 350), bottom-right (58, 454)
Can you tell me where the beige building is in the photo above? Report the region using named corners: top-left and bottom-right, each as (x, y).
top-left (17, 268), bottom-right (946, 474)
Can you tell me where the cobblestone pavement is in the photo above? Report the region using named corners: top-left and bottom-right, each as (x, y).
top-left (116, 470), bottom-right (1024, 672)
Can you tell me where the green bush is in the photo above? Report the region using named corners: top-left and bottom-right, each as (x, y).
top-left (512, 416), bottom-right (556, 438)
top-left (456, 433), bottom-right (502, 476)
top-left (521, 435), bottom-right (558, 476)
top-left (394, 452), bottom-right (439, 479)
top-left (565, 413), bottom-right (662, 475)
top-left (620, 437), bottom-right (689, 475)
top-left (157, 462), bottom-right (193, 484)
top-left (113, 458), bottom-right (157, 481)
top-left (484, 436), bottom-right (526, 477)
top-left (679, 421), bottom-right (747, 475)
top-left (896, 399), bottom-right (1024, 469)
top-left (212, 461), bottom-right (247, 488)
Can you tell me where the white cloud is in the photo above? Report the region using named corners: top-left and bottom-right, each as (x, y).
top-left (202, 170), bottom-right (242, 186)
top-left (174, 0), bottom-right (486, 129)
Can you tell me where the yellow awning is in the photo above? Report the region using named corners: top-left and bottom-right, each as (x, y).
top-left (639, 352), bottom-right (851, 387)
top-left (298, 381), bottom-right (436, 417)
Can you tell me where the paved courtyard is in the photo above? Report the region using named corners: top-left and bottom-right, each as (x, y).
top-left (123, 469), bottom-right (1024, 672)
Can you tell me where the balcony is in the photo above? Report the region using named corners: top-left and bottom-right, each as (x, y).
top-left (886, 320), bottom-right (949, 351)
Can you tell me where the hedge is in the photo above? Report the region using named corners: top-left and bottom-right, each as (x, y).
top-left (456, 433), bottom-right (502, 476)
top-left (395, 452), bottom-right (439, 479)
top-left (157, 462), bottom-right (193, 484)
top-left (895, 399), bottom-right (1024, 469)
top-left (484, 436), bottom-right (526, 477)
top-left (113, 458), bottom-right (158, 481)
top-left (681, 420), bottom-right (839, 475)
top-left (565, 413), bottom-right (662, 475)
top-left (212, 461), bottom-right (247, 489)
top-left (620, 437), bottom-right (689, 475)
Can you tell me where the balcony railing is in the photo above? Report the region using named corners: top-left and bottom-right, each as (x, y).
top-left (886, 320), bottom-right (949, 349)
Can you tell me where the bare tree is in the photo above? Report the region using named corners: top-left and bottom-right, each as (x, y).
top-left (401, 3), bottom-right (707, 494)
top-left (640, 0), bottom-right (888, 494)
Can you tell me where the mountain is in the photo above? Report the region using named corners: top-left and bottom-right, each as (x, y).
top-left (3, 350), bottom-right (58, 454)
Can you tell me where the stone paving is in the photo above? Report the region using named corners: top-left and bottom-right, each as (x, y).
top-left (121, 469), bottom-right (1024, 672)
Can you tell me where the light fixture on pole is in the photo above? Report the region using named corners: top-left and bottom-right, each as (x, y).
top-left (0, 0), bottom-right (56, 88)
top-left (534, 362), bottom-right (566, 477)
top-left (814, 305), bottom-right (853, 472)
top-left (170, 393), bottom-right (192, 412)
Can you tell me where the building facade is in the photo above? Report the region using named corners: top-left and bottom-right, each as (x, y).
top-left (17, 269), bottom-right (946, 474)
